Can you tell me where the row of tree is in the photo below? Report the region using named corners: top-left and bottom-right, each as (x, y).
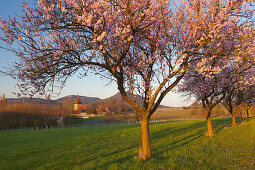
top-left (187, 101), bottom-right (254, 119)
top-left (179, 59), bottom-right (255, 136)
top-left (0, 101), bottom-right (81, 130)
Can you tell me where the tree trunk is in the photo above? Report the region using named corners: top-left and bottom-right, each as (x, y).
top-left (206, 112), bottom-right (214, 136)
top-left (246, 109), bottom-right (249, 118)
top-left (232, 112), bottom-right (236, 127)
top-left (141, 118), bottom-right (151, 160)
top-left (240, 111), bottom-right (243, 124)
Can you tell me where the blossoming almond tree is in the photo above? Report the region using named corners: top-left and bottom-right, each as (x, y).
top-left (222, 75), bottom-right (255, 126)
top-left (179, 35), bottom-right (254, 135)
top-left (180, 62), bottom-right (254, 136)
top-left (243, 86), bottom-right (255, 117)
top-left (222, 87), bottom-right (240, 126)
top-left (0, 0), bottom-right (253, 159)
top-left (179, 63), bottom-right (227, 136)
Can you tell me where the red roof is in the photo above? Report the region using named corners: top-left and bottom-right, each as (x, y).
top-left (80, 105), bottom-right (87, 110)
top-left (74, 96), bottom-right (82, 104)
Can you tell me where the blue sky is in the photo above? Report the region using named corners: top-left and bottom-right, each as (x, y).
top-left (0, 0), bottom-right (191, 107)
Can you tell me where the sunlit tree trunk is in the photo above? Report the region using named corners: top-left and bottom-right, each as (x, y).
top-left (206, 109), bottom-right (214, 136)
top-left (232, 112), bottom-right (236, 127)
top-left (246, 108), bottom-right (250, 118)
top-left (141, 117), bottom-right (151, 160)
top-left (206, 116), bottom-right (214, 136)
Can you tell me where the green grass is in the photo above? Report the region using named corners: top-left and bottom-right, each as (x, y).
top-left (0, 118), bottom-right (254, 169)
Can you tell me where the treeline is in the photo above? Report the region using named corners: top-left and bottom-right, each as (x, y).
top-left (185, 102), bottom-right (254, 118)
top-left (0, 97), bottom-right (81, 130)
top-left (86, 98), bottom-right (134, 115)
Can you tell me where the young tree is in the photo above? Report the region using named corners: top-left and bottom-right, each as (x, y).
top-left (179, 66), bottom-right (227, 136)
top-left (180, 52), bottom-right (254, 135)
top-left (242, 86), bottom-right (255, 117)
top-left (221, 70), bottom-right (254, 126)
top-left (221, 84), bottom-right (254, 126)
top-left (0, 0), bottom-right (253, 159)
top-left (222, 88), bottom-right (238, 126)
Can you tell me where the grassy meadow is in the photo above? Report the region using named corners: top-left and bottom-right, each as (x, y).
top-left (0, 117), bottom-right (254, 169)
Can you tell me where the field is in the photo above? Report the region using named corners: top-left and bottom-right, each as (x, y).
top-left (0, 117), bottom-right (254, 169)
top-left (110, 105), bottom-right (231, 122)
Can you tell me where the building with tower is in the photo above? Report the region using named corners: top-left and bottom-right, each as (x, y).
top-left (73, 95), bottom-right (82, 112)
top-left (73, 95), bottom-right (94, 118)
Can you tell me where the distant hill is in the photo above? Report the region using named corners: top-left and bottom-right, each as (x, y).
top-left (55, 95), bottom-right (101, 104)
top-left (90, 92), bottom-right (169, 108)
top-left (6, 97), bottom-right (57, 105)
top-left (6, 95), bottom-right (100, 105)
top-left (6, 93), bottom-right (169, 108)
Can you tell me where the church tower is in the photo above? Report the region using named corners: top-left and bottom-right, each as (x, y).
top-left (74, 95), bottom-right (82, 111)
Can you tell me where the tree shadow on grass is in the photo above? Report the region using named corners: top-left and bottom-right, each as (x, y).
top-left (151, 121), bottom-right (205, 158)
top-left (78, 145), bottom-right (137, 169)
top-left (97, 153), bottom-right (135, 169)
top-left (77, 118), bottom-right (233, 168)
top-left (91, 121), bottom-right (205, 168)
top-left (151, 118), bottom-right (232, 159)
top-left (150, 120), bottom-right (207, 142)
top-left (212, 118), bottom-right (232, 134)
